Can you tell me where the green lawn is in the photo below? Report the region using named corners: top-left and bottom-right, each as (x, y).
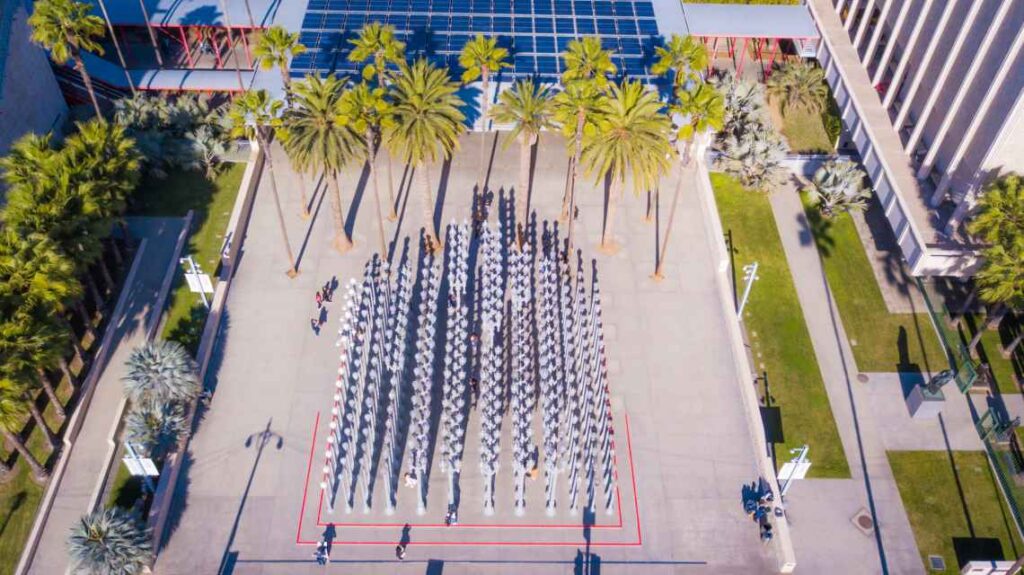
top-left (800, 196), bottom-right (948, 374)
top-left (890, 451), bottom-right (1024, 573)
top-left (772, 102), bottom-right (835, 154)
top-left (713, 173), bottom-right (849, 478)
top-left (953, 313), bottom-right (1022, 395)
top-left (130, 163), bottom-right (246, 351)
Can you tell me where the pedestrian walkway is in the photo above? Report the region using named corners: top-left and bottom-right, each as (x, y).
top-left (22, 217), bottom-right (187, 575)
top-left (767, 184), bottom-right (924, 574)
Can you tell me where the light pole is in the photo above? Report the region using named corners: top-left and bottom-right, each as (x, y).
top-left (180, 256), bottom-right (211, 310)
top-left (737, 262), bottom-right (759, 317)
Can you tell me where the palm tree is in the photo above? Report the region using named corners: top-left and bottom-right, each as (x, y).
top-left (349, 23), bottom-right (407, 219)
top-left (122, 340), bottom-right (200, 409)
top-left (655, 82), bottom-right (725, 280)
top-left (0, 308), bottom-right (70, 419)
top-left (969, 174), bottom-right (1024, 248)
top-left (385, 59), bottom-right (467, 249)
top-left (490, 78), bottom-right (556, 247)
top-left (228, 90), bottom-right (299, 276)
top-left (0, 382), bottom-right (49, 480)
top-left (805, 160), bottom-right (870, 218)
top-left (281, 75), bottom-right (362, 253)
top-left (651, 34), bottom-right (708, 92)
top-left (969, 242), bottom-right (1024, 354)
top-left (29, 0), bottom-right (108, 118)
top-left (553, 81), bottom-right (604, 259)
top-left (339, 82), bottom-right (394, 258)
top-left (716, 123), bottom-right (789, 191)
top-left (459, 35), bottom-right (510, 200)
top-left (581, 81), bottom-right (672, 252)
top-left (68, 507), bottom-right (152, 575)
top-left (124, 401), bottom-right (188, 458)
top-left (254, 25), bottom-right (306, 91)
top-left (766, 61), bottom-right (828, 116)
top-left (713, 71), bottom-right (769, 138)
top-left (561, 37), bottom-right (617, 91)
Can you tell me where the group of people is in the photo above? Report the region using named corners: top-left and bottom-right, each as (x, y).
top-left (310, 277), bottom-right (338, 335)
top-left (743, 479), bottom-right (777, 544)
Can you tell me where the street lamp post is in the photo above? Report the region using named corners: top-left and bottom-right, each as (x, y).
top-left (737, 262), bottom-right (759, 317)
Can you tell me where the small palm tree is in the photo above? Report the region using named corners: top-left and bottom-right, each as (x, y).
top-left (805, 160), bottom-right (870, 218)
top-left (553, 81), bottom-right (604, 257)
top-left (766, 61), bottom-right (828, 116)
top-left (490, 78), bottom-right (556, 247)
top-left (349, 23), bottom-right (407, 217)
top-left (969, 242), bottom-right (1024, 354)
top-left (228, 89), bottom-right (299, 276)
top-left (651, 34), bottom-right (708, 92)
top-left (254, 25), bottom-right (306, 91)
top-left (122, 340), bottom-right (199, 409)
top-left (68, 507), bottom-right (152, 575)
top-left (562, 37), bottom-right (617, 91)
top-left (0, 307), bottom-right (70, 419)
top-left (385, 59), bottom-right (466, 249)
top-left (655, 81), bottom-right (725, 280)
top-left (281, 75), bottom-right (362, 253)
top-left (0, 381), bottom-right (49, 480)
top-left (716, 124), bottom-right (789, 191)
top-left (581, 81), bottom-right (672, 251)
top-left (124, 401), bottom-right (188, 458)
top-left (29, 0), bottom-right (107, 118)
top-left (459, 35), bottom-right (510, 196)
top-left (969, 174), bottom-right (1024, 248)
top-left (339, 82), bottom-right (395, 258)
top-left (712, 71), bottom-right (768, 137)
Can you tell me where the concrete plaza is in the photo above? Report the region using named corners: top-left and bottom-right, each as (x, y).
top-left (155, 133), bottom-right (778, 573)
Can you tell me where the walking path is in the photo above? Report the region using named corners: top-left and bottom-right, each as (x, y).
top-left (22, 217), bottom-right (187, 575)
top-left (767, 184), bottom-right (925, 574)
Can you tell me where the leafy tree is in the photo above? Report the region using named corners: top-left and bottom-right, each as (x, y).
top-left (281, 75), bottom-right (361, 253)
top-left (651, 34), bottom-right (707, 92)
top-left (184, 124), bottom-right (228, 179)
top-left (0, 381), bottom-right (49, 480)
top-left (114, 93), bottom-right (226, 179)
top-left (29, 0), bottom-right (107, 117)
top-left (766, 61), bottom-right (828, 115)
top-left (655, 81), bottom-right (725, 280)
top-left (385, 59), bottom-right (466, 249)
top-left (716, 123), bottom-right (788, 191)
top-left (459, 35), bottom-right (510, 196)
top-left (228, 89), bottom-right (299, 276)
top-left (122, 340), bottom-right (200, 410)
top-left (124, 401), bottom-right (188, 458)
top-left (348, 22), bottom-right (407, 214)
top-left (968, 174), bottom-right (1024, 248)
top-left (0, 306), bottom-right (70, 419)
top-left (970, 241), bottom-right (1024, 354)
top-left (254, 25), bottom-right (306, 91)
top-left (581, 81), bottom-right (672, 251)
top-left (561, 37), bottom-right (617, 91)
top-left (67, 507), bottom-right (152, 575)
top-left (805, 160), bottom-right (870, 218)
top-left (553, 81), bottom-right (604, 257)
top-left (339, 82), bottom-right (395, 258)
top-left (490, 78), bottom-right (556, 247)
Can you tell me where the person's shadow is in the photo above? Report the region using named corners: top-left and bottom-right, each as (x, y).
top-left (321, 523), bottom-right (337, 557)
top-left (399, 523), bottom-right (411, 549)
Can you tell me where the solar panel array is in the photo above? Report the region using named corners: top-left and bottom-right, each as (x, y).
top-left (291, 0), bottom-right (661, 79)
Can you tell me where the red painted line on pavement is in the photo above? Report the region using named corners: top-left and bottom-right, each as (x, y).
top-left (296, 411), bottom-right (321, 545)
top-left (624, 412), bottom-right (642, 545)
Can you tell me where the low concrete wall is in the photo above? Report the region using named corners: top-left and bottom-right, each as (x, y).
top-left (147, 143), bottom-right (265, 555)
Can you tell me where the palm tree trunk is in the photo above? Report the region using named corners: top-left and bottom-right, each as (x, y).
top-left (377, 67), bottom-right (398, 222)
top-left (560, 155), bottom-right (574, 222)
top-left (477, 69), bottom-right (490, 200)
top-left (565, 116), bottom-right (584, 261)
top-left (93, 0), bottom-right (137, 93)
top-left (216, 0), bottom-right (246, 91)
top-left (72, 52), bottom-right (103, 120)
top-left (280, 67), bottom-right (291, 92)
top-left (969, 306), bottom-right (1002, 354)
top-left (59, 357), bottom-right (77, 388)
top-left (601, 177), bottom-right (622, 251)
top-left (61, 315), bottom-right (88, 360)
top-left (2, 430), bottom-right (48, 480)
top-left (135, 0), bottom-right (164, 66)
top-left (654, 164), bottom-right (685, 280)
top-left (1001, 330), bottom-right (1024, 358)
top-left (297, 171), bottom-right (310, 219)
top-left (421, 163), bottom-right (440, 249)
top-left (24, 395), bottom-right (57, 451)
top-left (328, 172), bottom-right (353, 253)
top-left (515, 136), bottom-right (530, 250)
top-left (84, 273), bottom-right (104, 311)
top-left (109, 236), bottom-right (124, 267)
top-left (73, 301), bottom-right (97, 343)
top-left (97, 256), bottom-right (115, 292)
top-left (951, 286), bottom-right (979, 327)
top-left (368, 132), bottom-right (388, 259)
top-left (261, 138), bottom-right (300, 274)
top-left (36, 370), bottom-right (65, 420)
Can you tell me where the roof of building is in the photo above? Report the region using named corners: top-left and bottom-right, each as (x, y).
top-left (99, 0), bottom-right (281, 28)
top-left (680, 3), bottom-right (819, 39)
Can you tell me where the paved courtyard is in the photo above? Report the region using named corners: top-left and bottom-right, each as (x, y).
top-left (156, 133), bottom-right (778, 573)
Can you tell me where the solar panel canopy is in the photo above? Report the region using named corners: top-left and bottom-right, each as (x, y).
top-left (291, 0), bottom-right (661, 80)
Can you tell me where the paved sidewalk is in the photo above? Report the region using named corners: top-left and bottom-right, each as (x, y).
top-left (24, 217), bottom-right (186, 575)
top-left (768, 184), bottom-right (924, 574)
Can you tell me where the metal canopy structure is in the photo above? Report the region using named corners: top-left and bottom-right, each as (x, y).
top-left (98, 0), bottom-right (280, 27)
top-left (680, 3), bottom-right (820, 77)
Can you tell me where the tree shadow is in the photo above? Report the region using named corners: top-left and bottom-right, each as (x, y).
top-left (0, 491), bottom-right (27, 540)
top-left (797, 199), bottom-right (836, 257)
top-left (345, 162), bottom-right (372, 239)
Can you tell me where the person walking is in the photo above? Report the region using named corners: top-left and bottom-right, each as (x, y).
top-left (395, 543), bottom-right (407, 560)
